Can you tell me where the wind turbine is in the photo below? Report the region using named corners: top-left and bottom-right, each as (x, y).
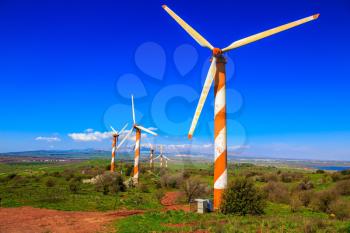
top-left (153, 145), bottom-right (171, 168)
top-left (149, 144), bottom-right (155, 169)
top-left (116, 95), bottom-right (157, 184)
top-left (162, 4), bottom-right (319, 209)
top-left (110, 124), bottom-right (128, 173)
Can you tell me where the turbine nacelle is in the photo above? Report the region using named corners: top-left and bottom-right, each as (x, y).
top-left (212, 48), bottom-right (223, 57)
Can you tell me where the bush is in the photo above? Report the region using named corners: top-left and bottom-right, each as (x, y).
top-left (160, 172), bottom-right (184, 189)
top-left (95, 173), bottom-right (126, 195)
top-left (68, 180), bottom-right (81, 194)
top-left (297, 178), bottom-right (314, 191)
top-left (330, 200), bottom-right (350, 220)
top-left (62, 169), bottom-right (75, 181)
top-left (139, 183), bottom-right (149, 193)
top-left (280, 172), bottom-right (303, 183)
top-left (341, 170), bottom-right (350, 176)
top-left (256, 173), bottom-right (278, 183)
top-left (220, 177), bottom-right (266, 215)
top-left (311, 190), bottom-right (338, 213)
top-left (263, 182), bottom-right (290, 204)
top-left (125, 165), bottom-right (133, 177)
top-left (45, 178), bottom-right (56, 188)
top-left (299, 190), bottom-right (315, 207)
top-left (316, 169), bottom-right (325, 174)
top-left (155, 190), bottom-right (164, 201)
top-left (290, 193), bottom-right (302, 212)
top-left (6, 173), bottom-right (17, 180)
top-left (182, 177), bottom-right (210, 203)
top-left (331, 172), bottom-right (342, 182)
top-left (335, 180), bottom-right (350, 195)
top-left (50, 171), bottom-right (61, 177)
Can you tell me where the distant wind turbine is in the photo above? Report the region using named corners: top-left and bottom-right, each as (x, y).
top-left (117, 95), bottom-right (157, 184)
top-left (110, 124), bottom-right (128, 173)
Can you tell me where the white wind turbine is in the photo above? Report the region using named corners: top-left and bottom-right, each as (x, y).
top-left (162, 4), bottom-right (319, 209)
top-left (116, 95), bottom-right (157, 184)
top-left (109, 124), bottom-right (128, 173)
top-left (153, 145), bottom-right (171, 168)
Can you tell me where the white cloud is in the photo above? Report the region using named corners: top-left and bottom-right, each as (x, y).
top-left (68, 129), bottom-right (112, 142)
top-left (85, 128), bottom-right (94, 133)
top-left (35, 136), bottom-right (61, 142)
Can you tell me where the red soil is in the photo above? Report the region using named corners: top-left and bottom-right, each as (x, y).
top-left (161, 191), bottom-right (190, 212)
top-left (0, 206), bottom-right (143, 233)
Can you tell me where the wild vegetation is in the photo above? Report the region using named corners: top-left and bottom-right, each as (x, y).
top-left (1, 159), bottom-right (350, 232)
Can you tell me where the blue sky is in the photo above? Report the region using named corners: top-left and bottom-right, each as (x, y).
top-left (0, 0), bottom-right (349, 160)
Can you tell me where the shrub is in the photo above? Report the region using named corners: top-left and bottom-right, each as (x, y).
top-left (160, 172), bottom-right (183, 189)
top-left (335, 180), bottom-right (350, 195)
top-left (311, 190), bottom-right (338, 213)
top-left (290, 193), bottom-right (302, 212)
top-left (62, 169), bottom-right (75, 181)
top-left (263, 182), bottom-right (290, 204)
top-left (331, 172), bottom-right (342, 182)
top-left (50, 171), bottom-right (61, 177)
top-left (299, 190), bottom-right (315, 207)
top-left (95, 173), bottom-right (126, 195)
top-left (280, 172), bottom-right (303, 183)
top-left (45, 178), bottom-right (56, 188)
top-left (341, 170), bottom-right (350, 176)
top-left (68, 180), bottom-right (81, 194)
top-left (125, 165), bottom-right (133, 177)
top-left (256, 173), bottom-right (278, 183)
top-left (155, 190), bottom-right (164, 201)
top-left (139, 183), bottom-right (149, 193)
top-left (6, 173), bottom-right (17, 180)
top-left (182, 177), bottom-right (210, 203)
top-left (297, 178), bottom-right (314, 191)
top-left (220, 177), bottom-right (266, 215)
top-left (316, 169), bottom-right (325, 174)
top-left (330, 200), bottom-right (350, 220)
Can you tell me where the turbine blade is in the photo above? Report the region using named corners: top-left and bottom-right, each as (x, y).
top-left (119, 123), bottom-right (128, 135)
top-left (162, 5), bottom-right (214, 50)
top-left (222, 14), bottom-right (320, 52)
top-left (131, 95), bottom-right (136, 124)
top-left (188, 57), bottom-right (217, 139)
top-left (110, 125), bottom-right (118, 134)
top-left (135, 125), bottom-right (158, 136)
top-left (116, 126), bottom-right (134, 150)
top-left (153, 155), bottom-right (161, 160)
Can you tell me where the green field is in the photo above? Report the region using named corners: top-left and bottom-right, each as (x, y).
top-left (1, 159), bottom-right (350, 232)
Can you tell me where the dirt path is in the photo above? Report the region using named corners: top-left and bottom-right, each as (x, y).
top-left (0, 206), bottom-right (143, 233)
top-left (161, 191), bottom-right (190, 212)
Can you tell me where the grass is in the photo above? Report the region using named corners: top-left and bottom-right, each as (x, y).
top-left (115, 209), bottom-right (350, 233)
top-left (1, 159), bottom-right (350, 232)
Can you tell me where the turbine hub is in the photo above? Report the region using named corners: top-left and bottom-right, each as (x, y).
top-left (212, 48), bottom-right (223, 57)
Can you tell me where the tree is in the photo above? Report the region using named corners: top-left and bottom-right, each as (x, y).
top-left (220, 177), bottom-right (266, 215)
top-left (182, 177), bottom-right (209, 203)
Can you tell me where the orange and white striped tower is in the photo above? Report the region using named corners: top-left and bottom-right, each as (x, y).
top-left (213, 55), bottom-right (227, 209)
top-left (111, 134), bottom-right (118, 172)
top-left (133, 127), bottom-right (141, 184)
top-left (160, 146), bottom-right (163, 168)
top-left (149, 145), bottom-right (154, 169)
top-left (110, 124), bottom-right (128, 173)
top-left (116, 96), bottom-right (157, 185)
top-left (162, 5), bottom-right (318, 209)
